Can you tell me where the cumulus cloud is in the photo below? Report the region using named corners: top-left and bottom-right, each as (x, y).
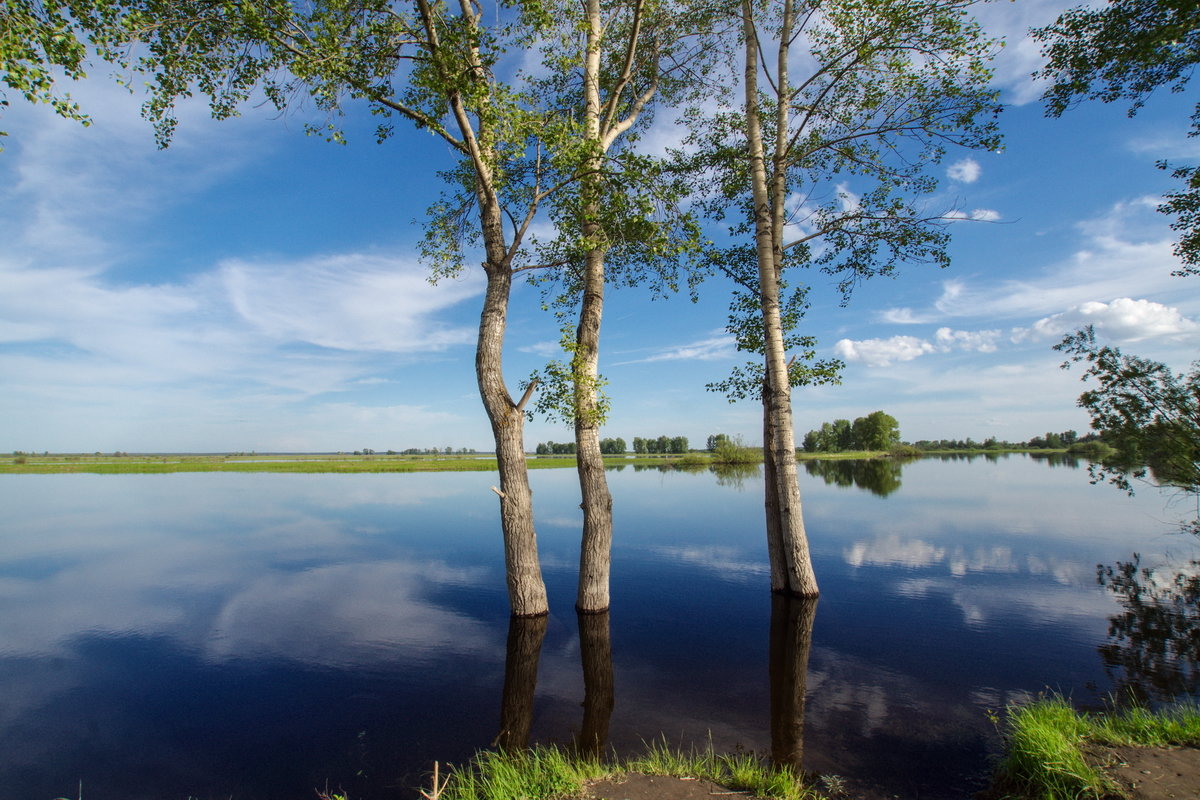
top-left (833, 335), bottom-right (935, 367)
top-left (933, 327), bottom-right (1002, 353)
top-left (1029, 297), bottom-right (1200, 342)
top-left (836, 326), bottom-right (1008, 368)
top-left (947, 158), bottom-right (981, 183)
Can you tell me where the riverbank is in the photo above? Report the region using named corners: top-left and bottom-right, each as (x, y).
top-left (402, 699), bottom-right (1200, 800)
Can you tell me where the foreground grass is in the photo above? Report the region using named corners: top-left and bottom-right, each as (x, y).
top-left (415, 742), bottom-right (829, 800)
top-left (992, 696), bottom-right (1200, 799)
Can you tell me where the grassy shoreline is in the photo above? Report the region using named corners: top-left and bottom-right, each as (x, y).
top-left (0, 448), bottom-right (1073, 475)
top-left (402, 741), bottom-right (831, 800)
top-left (991, 696), bottom-right (1200, 798)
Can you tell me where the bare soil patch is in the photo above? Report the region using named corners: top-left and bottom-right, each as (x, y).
top-left (1088, 744), bottom-right (1200, 800)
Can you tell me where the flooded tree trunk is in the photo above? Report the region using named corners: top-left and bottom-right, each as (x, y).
top-left (762, 380), bottom-right (787, 592)
top-left (742, 0), bottom-right (817, 597)
top-left (576, 609), bottom-right (615, 754)
top-left (769, 594), bottom-right (818, 768)
top-left (496, 613), bottom-right (548, 749)
top-left (574, 246), bottom-right (613, 613)
top-left (477, 263), bottom-right (550, 618)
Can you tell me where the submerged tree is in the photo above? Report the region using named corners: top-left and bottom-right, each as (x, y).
top-left (696, 0), bottom-right (1001, 596)
top-left (525, 0), bottom-right (716, 612)
top-left (86, 0), bottom-right (564, 615)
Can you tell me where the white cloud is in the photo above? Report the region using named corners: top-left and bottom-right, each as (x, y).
top-left (933, 327), bottom-right (1002, 353)
top-left (971, 0), bottom-right (1079, 105)
top-left (1029, 297), bottom-right (1200, 343)
top-left (835, 327), bottom-right (1006, 368)
top-left (947, 158), bottom-right (981, 183)
top-left (617, 335), bottom-right (737, 365)
top-left (945, 208), bottom-right (1002, 222)
top-left (519, 340), bottom-right (564, 358)
top-left (833, 335), bottom-right (935, 367)
top-left (222, 254), bottom-right (480, 352)
top-left (882, 200), bottom-right (1192, 325)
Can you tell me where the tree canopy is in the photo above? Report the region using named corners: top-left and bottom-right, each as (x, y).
top-left (1056, 326), bottom-right (1200, 494)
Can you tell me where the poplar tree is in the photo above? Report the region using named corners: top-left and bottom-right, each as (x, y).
top-left (695, 0), bottom-right (1001, 595)
top-left (85, 0), bottom-right (560, 616)
top-left (520, 0), bottom-right (715, 611)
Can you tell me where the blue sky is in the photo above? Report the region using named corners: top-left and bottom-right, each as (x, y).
top-left (1, 0), bottom-right (1198, 454)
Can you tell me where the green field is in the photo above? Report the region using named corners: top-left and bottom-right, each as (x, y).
top-left (0, 452), bottom-right (703, 474)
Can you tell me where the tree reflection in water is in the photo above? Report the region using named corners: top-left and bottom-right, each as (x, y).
top-left (577, 611), bottom-right (615, 755)
top-left (1098, 549), bottom-right (1200, 703)
top-left (770, 595), bottom-right (817, 770)
top-left (801, 458), bottom-right (905, 497)
top-left (712, 462), bottom-right (762, 490)
top-left (495, 611), bottom-right (614, 752)
top-left (496, 614), bottom-right (548, 749)
top-left (494, 597), bottom-right (817, 767)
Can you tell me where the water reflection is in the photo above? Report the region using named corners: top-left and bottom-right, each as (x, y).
top-left (769, 596), bottom-right (817, 770)
top-left (1027, 452), bottom-right (1083, 469)
top-left (497, 615), bottom-right (547, 749)
top-left (495, 611), bottom-right (615, 755)
top-left (802, 458), bottom-right (905, 497)
top-left (1098, 555), bottom-right (1200, 702)
top-left (577, 612), bottom-right (615, 755)
top-left (712, 462), bottom-right (761, 490)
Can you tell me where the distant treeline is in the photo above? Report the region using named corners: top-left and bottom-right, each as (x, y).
top-left (911, 430), bottom-right (1100, 451)
top-left (536, 438), bottom-right (627, 455)
top-left (534, 436), bottom-right (690, 455)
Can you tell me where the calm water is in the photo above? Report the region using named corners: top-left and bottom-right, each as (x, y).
top-left (1, 456), bottom-right (1197, 800)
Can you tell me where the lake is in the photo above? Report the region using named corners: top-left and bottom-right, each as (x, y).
top-left (1, 455), bottom-right (1197, 800)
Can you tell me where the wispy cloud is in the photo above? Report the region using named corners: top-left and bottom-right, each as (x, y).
top-left (518, 340), bottom-right (564, 358)
top-left (881, 199), bottom-right (1189, 325)
top-left (222, 255), bottom-right (481, 352)
top-left (615, 335), bottom-right (737, 365)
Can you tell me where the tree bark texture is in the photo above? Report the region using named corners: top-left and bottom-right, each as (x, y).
top-left (742, 0), bottom-right (818, 597)
top-left (477, 264), bottom-right (550, 617)
top-left (574, 245), bottom-right (614, 612)
top-left (769, 593), bottom-right (818, 769)
top-left (576, 609), bottom-right (615, 754)
top-left (496, 613), bottom-right (548, 749)
top-left (762, 382), bottom-right (787, 592)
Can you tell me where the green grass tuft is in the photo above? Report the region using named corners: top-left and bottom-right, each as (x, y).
top-left (428, 741), bottom-right (827, 800)
top-left (992, 696), bottom-right (1200, 799)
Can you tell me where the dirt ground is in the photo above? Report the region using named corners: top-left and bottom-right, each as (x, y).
top-left (577, 745), bottom-right (1200, 800)
top-left (1088, 745), bottom-right (1200, 800)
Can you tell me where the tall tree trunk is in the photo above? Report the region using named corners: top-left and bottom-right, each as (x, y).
top-left (574, 0), bottom-right (614, 613)
top-left (574, 244), bottom-right (613, 612)
top-left (742, 0), bottom-right (818, 597)
top-left (769, 594), bottom-right (818, 769)
top-left (496, 613), bottom-right (548, 749)
top-left (477, 264), bottom-right (550, 617)
top-left (762, 375), bottom-right (786, 592)
top-left (576, 609), bottom-right (615, 754)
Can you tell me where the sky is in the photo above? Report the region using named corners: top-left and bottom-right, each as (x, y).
top-left (1, 0), bottom-right (1198, 454)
